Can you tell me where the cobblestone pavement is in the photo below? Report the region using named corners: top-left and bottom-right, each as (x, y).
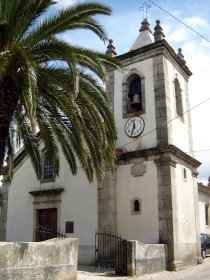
top-left (77, 257), bottom-right (210, 280)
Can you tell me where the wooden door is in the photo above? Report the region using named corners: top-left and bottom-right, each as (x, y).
top-left (38, 208), bottom-right (57, 231)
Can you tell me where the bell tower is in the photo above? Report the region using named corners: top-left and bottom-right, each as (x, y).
top-left (105, 17), bottom-right (201, 270)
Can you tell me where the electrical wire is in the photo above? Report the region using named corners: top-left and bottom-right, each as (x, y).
top-left (192, 148), bottom-right (210, 153)
top-left (148, 0), bottom-right (210, 43)
top-left (118, 97), bottom-right (210, 149)
top-left (104, 2), bottom-right (210, 154)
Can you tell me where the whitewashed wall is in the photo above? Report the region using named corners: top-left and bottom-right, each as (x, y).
top-left (114, 58), bottom-right (157, 152)
top-left (116, 160), bottom-right (159, 243)
top-left (6, 146), bottom-right (98, 265)
top-left (198, 191), bottom-right (210, 234)
top-left (176, 164), bottom-right (197, 243)
top-left (166, 58), bottom-right (192, 154)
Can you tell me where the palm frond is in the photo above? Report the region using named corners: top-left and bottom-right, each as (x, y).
top-left (22, 2), bottom-right (112, 46)
top-left (0, 0), bottom-right (119, 182)
top-left (15, 109), bottom-right (42, 179)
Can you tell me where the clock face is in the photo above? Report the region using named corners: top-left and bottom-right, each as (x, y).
top-left (125, 117), bottom-right (145, 138)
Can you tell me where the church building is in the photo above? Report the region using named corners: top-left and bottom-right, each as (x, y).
top-left (0, 17), bottom-right (201, 271)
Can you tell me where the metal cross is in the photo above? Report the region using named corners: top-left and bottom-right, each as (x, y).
top-left (139, 2), bottom-right (151, 19)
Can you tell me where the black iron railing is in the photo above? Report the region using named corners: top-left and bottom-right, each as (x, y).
top-left (36, 225), bottom-right (66, 241)
top-left (95, 232), bottom-right (128, 275)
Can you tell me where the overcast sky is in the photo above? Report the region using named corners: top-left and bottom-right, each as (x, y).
top-left (54, 0), bottom-right (210, 184)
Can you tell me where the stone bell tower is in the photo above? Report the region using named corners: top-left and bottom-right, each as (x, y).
top-left (101, 15), bottom-right (201, 270)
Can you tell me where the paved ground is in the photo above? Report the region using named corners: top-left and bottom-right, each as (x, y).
top-left (77, 257), bottom-right (210, 280)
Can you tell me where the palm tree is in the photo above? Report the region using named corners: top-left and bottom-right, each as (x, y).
top-left (0, 0), bottom-right (119, 182)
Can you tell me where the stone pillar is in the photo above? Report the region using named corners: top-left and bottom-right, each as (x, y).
top-left (97, 166), bottom-right (117, 233)
top-left (155, 155), bottom-right (182, 271)
top-left (0, 178), bottom-right (9, 240)
top-left (106, 68), bottom-right (115, 111)
top-left (153, 55), bottom-right (173, 147)
top-left (127, 240), bottom-right (136, 276)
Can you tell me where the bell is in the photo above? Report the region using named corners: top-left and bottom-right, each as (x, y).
top-left (131, 94), bottom-right (141, 111)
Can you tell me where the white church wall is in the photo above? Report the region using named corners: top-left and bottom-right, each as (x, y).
top-left (198, 192), bottom-right (210, 235)
top-left (114, 58), bottom-right (157, 152)
top-left (116, 160), bottom-right (159, 243)
top-left (59, 163), bottom-right (98, 246)
top-left (176, 164), bottom-right (197, 243)
top-left (165, 58), bottom-right (191, 153)
top-left (6, 156), bottom-right (36, 242)
top-left (6, 148), bottom-right (98, 257)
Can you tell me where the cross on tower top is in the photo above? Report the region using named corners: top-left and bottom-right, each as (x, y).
top-left (139, 2), bottom-right (151, 20)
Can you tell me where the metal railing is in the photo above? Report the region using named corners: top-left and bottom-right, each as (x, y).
top-left (95, 232), bottom-right (128, 275)
top-left (36, 225), bottom-right (66, 241)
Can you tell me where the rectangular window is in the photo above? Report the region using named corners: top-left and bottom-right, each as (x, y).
top-left (66, 221), bottom-right (74, 233)
top-left (42, 153), bottom-right (55, 181)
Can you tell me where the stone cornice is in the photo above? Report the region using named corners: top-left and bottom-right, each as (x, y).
top-left (117, 144), bottom-right (201, 168)
top-left (29, 188), bottom-right (64, 196)
top-left (116, 39), bottom-right (192, 77)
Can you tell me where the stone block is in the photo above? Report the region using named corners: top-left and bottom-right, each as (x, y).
top-left (159, 219), bottom-right (167, 230)
top-left (159, 208), bottom-right (172, 219)
top-left (0, 238), bottom-right (78, 280)
top-left (159, 230), bottom-right (168, 243)
top-left (158, 198), bottom-right (165, 209)
top-left (98, 212), bottom-right (115, 226)
top-left (158, 185), bottom-right (171, 195)
top-left (98, 199), bottom-right (117, 213)
top-left (133, 241), bottom-right (167, 276)
top-left (153, 56), bottom-right (163, 65)
top-left (163, 175), bottom-right (171, 185)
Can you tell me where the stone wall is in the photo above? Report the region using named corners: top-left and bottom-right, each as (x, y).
top-left (0, 238), bottom-right (78, 280)
top-left (127, 241), bottom-right (167, 276)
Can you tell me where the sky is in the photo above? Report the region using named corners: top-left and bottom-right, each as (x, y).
top-left (55, 0), bottom-right (210, 184)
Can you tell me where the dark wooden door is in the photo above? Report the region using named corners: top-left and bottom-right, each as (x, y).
top-left (38, 208), bottom-right (57, 231)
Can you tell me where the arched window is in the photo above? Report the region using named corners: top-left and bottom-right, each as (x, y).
top-left (122, 72), bottom-right (145, 118)
top-left (42, 152), bottom-right (55, 181)
top-left (128, 75), bottom-right (142, 112)
top-left (131, 198), bottom-right (142, 215)
top-left (174, 78), bottom-right (183, 118)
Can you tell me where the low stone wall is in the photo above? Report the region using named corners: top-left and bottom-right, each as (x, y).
top-left (127, 241), bottom-right (167, 276)
top-left (0, 238), bottom-right (78, 280)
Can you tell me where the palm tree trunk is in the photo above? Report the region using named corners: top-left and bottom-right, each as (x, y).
top-left (0, 76), bottom-right (19, 170)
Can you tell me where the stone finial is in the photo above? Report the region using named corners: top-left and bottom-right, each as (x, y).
top-left (130, 18), bottom-right (153, 50)
top-left (177, 48), bottom-right (186, 64)
top-left (140, 18), bottom-right (152, 33)
top-left (106, 39), bottom-right (117, 57)
top-left (153, 19), bottom-right (165, 42)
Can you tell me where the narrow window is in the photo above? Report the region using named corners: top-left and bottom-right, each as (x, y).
top-left (128, 76), bottom-right (142, 112)
top-left (183, 168), bottom-right (187, 180)
top-left (205, 204), bottom-right (209, 226)
top-left (42, 152), bottom-right (55, 181)
top-left (134, 200), bottom-right (140, 212)
top-left (131, 198), bottom-right (142, 215)
top-left (174, 78), bottom-right (183, 118)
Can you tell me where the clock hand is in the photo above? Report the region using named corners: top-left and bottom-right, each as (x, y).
top-left (131, 120), bottom-right (135, 135)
